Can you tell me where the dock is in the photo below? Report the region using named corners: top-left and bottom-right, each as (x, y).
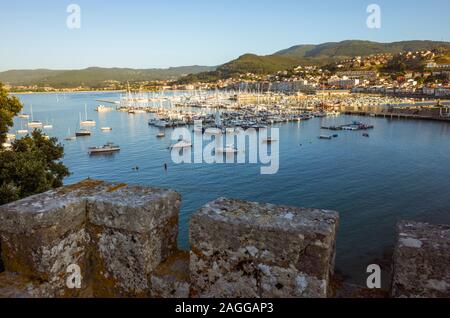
top-left (342, 110), bottom-right (450, 123)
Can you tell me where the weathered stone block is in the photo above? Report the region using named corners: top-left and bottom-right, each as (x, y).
top-left (392, 221), bottom-right (450, 298)
top-left (86, 184), bottom-right (181, 297)
top-left (0, 189), bottom-right (90, 296)
top-left (0, 271), bottom-right (93, 298)
top-left (150, 250), bottom-right (190, 298)
top-left (189, 198), bottom-right (339, 298)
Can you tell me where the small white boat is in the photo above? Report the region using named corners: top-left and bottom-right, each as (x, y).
top-left (216, 144), bottom-right (238, 154)
top-left (65, 129), bottom-right (76, 141)
top-left (27, 105), bottom-right (42, 128)
top-left (18, 113), bottom-right (30, 119)
top-left (96, 105), bottom-right (113, 112)
top-left (263, 137), bottom-right (276, 143)
top-left (204, 127), bottom-right (222, 135)
top-left (88, 142), bottom-right (120, 155)
top-left (43, 124), bottom-right (53, 129)
top-left (101, 127), bottom-right (112, 131)
top-left (17, 129), bottom-right (28, 134)
top-left (128, 109), bottom-right (147, 114)
top-left (28, 121), bottom-right (43, 128)
top-left (170, 140), bottom-right (192, 149)
top-left (156, 132), bottom-right (165, 138)
top-left (319, 135), bottom-right (333, 140)
top-left (80, 119), bottom-right (96, 126)
top-left (80, 105), bottom-right (96, 126)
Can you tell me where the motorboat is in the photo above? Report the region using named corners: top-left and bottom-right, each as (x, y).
top-left (96, 105), bottom-right (113, 112)
top-left (319, 135), bottom-right (333, 140)
top-left (170, 140), bottom-right (192, 149)
top-left (101, 127), bottom-right (112, 131)
top-left (156, 132), bottom-right (165, 138)
top-left (88, 142), bottom-right (120, 155)
top-left (216, 144), bottom-right (238, 154)
top-left (28, 120), bottom-right (43, 128)
top-left (263, 137), bottom-right (276, 143)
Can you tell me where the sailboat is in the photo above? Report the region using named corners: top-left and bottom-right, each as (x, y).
top-left (64, 128), bottom-right (76, 141)
top-left (76, 113), bottom-right (91, 137)
top-left (27, 105), bottom-right (43, 128)
top-left (80, 104), bottom-right (96, 126)
top-left (18, 109), bottom-right (30, 119)
top-left (43, 118), bottom-right (53, 129)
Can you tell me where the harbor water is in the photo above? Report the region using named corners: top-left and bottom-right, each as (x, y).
top-left (11, 92), bottom-right (450, 287)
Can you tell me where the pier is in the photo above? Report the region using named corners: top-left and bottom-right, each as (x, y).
top-left (342, 110), bottom-right (450, 123)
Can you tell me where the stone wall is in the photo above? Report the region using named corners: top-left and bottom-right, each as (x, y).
top-left (189, 198), bottom-right (339, 298)
top-left (0, 180), bottom-right (181, 297)
top-left (391, 221), bottom-right (450, 298)
top-left (0, 179), bottom-right (449, 298)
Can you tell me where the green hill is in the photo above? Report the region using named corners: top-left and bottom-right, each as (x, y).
top-left (178, 40), bottom-right (450, 83)
top-left (0, 66), bottom-right (216, 88)
top-left (275, 40), bottom-right (450, 59)
top-left (3, 40), bottom-right (450, 87)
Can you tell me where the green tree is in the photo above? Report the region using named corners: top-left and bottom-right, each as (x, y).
top-left (0, 83), bottom-right (70, 205)
top-left (0, 82), bottom-right (22, 144)
top-left (0, 130), bottom-right (70, 205)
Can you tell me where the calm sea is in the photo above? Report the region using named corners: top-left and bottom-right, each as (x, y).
top-left (11, 92), bottom-right (450, 287)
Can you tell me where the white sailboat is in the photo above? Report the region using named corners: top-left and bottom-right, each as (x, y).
top-left (80, 104), bottom-right (96, 126)
top-left (27, 105), bottom-right (43, 128)
top-left (17, 121), bottom-right (28, 134)
top-left (64, 128), bottom-right (76, 141)
top-left (43, 118), bottom-right (53, 129)
top-left (18, 109), bottom-right (30, 119)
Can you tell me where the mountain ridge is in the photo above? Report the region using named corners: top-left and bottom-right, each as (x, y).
top-left (2, 40), bottom-right (449, 87)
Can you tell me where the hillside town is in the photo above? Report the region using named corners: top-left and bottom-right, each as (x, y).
top-left (3, 49), bottom-right (450, 99)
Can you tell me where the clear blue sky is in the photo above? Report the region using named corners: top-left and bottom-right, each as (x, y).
top-left (0, 0), bottom-right (449, 71)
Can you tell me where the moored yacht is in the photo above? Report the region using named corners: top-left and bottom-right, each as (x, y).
top-left (88, 142), bottom-right (120, 155)
top-left (80, 105), bottom-right (96, 126)
top-left (76, 129), bottom-right (91, 137)
top-left (170, 140), bottom-right (192, 149)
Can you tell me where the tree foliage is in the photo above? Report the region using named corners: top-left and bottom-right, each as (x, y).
top-left (0, 82), bottom-right (22, 144)
top-left (0, 131), bottom-right (70, 205)
top-left (0, 83), bottom-right (70, 205)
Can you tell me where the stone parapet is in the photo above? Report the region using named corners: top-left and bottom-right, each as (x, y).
top-left (189, 198), bottom-right (339, 298)
top-left (392, 221), bottom-right (450, 298)
top-left (0, 179), bottom-right (181, 298)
